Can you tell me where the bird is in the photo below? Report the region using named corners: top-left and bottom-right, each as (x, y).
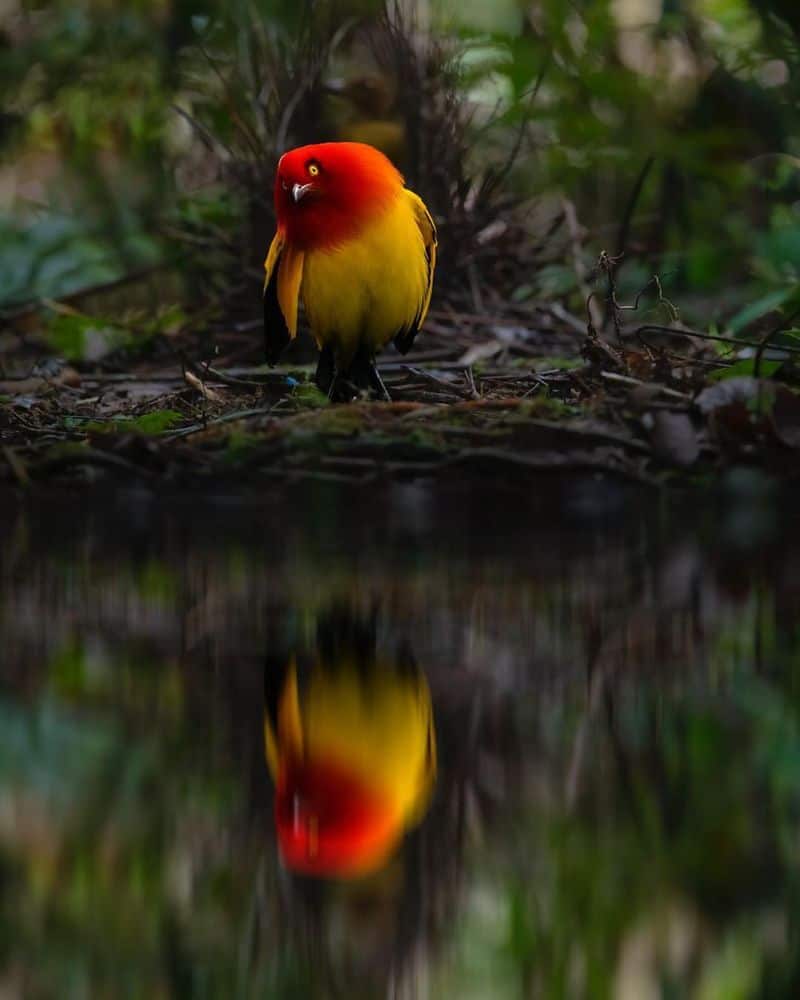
top-left (263, 141), bottom-right (437, 400)
top-left (263, 612), bottom-right (436, 878)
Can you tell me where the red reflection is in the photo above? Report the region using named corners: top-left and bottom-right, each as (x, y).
top-left (275, 755), bottom-right (397, 877)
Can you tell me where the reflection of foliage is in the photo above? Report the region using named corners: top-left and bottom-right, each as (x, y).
top-left (0, 688), bottom-right (310, 997)
top-left (3, 501), bottom-right (800, 994)
top-left (436, 662), bottom-right (800, 998)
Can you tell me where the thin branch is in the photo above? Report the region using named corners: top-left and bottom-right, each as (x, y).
top-left (614, 155), bottom-right (655, 263)
top-left (633, 324), bottom-right (800, 359)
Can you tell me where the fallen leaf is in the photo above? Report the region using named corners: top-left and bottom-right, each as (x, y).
top-left (624, 351), bottom-right (653, 380)
top-left (56, 366), bottom-right (82, 387)
top-left (458, 341), bottom-right (504, 366)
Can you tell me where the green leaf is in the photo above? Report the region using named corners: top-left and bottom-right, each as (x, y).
top-left (129, 410), bottom-right (183, 434)
top-left (707, 358), bottom-right (783, 382)
top-left (47, 313), bottom-right (130, 362)
top-left (534, 265), bottom-right (579, 298)
top-left (85, 409), bottom-right (183, 436)
top-left (727, 289), bottom-right (793, 334)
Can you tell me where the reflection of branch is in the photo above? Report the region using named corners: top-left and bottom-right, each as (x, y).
top-left (604, 688), bottom-right (645, 834)
top-left (567, 546), bottom-right (703, 814)
top-left (565, 644), bottom-right (612, 808)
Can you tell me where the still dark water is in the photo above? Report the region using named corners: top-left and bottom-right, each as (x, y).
top-left (2, 477), bottom-right (800, 999)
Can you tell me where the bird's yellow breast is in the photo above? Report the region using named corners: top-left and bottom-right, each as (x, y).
top-left (300, 190), bottom-right (430, 367)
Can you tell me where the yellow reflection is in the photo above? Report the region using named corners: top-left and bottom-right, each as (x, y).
top-left (264, 612), bottom-right (436, 879)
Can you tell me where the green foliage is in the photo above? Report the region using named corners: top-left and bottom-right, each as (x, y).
top-left (127, 409), bottom-right (185, 434)
top-left (83, 409), bottom-right (184, 436)
top-left (291, 383), bottom-right (329, 409)
top-left (708, 358), bottom-right (783, 380)
top-left (46, 304), bottom-right (186, 361)
top-left (727, 289), bottom-right (797, 334)
top-left (223, 429), bottom-right (263, 463)
top-left (46, 312), bottom-right (131, 362)
top-left (0, 213), bottom-right (135, 308)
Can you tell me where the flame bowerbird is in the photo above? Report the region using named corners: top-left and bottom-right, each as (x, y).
top-left (263, 142), bottom-right (437, 401)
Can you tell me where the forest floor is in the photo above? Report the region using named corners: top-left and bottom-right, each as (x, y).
top-left (2, 258), bottom-right (800, 491)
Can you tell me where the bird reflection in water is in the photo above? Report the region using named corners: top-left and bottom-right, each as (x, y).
top-left (263, 608), bottom-right (436, 879)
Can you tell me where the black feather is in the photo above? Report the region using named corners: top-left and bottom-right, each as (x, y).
top-left (263, 253), bottom-right (291, 365)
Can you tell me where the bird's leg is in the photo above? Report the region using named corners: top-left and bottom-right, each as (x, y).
top-left (345, 344), bottom-right (391, 402)
top-left (368, 360), bottom-right (391, 402)
top-left (327, 374), bottom-right (343, 401)
top-left (314, 345), bottom-right (336, 396)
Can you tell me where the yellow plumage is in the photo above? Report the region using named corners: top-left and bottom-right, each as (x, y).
top-left (301, 190), bottom-right (435, 369)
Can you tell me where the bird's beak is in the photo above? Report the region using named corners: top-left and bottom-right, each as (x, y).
top-left (292, 182), bottom-right (314, 204)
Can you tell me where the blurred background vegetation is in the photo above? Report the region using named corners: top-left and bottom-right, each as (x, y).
top-left (2, 0), bottom-right (800, 336)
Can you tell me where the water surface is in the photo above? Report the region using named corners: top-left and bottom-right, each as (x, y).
top-left (2, 479), bottom-right (799, 998)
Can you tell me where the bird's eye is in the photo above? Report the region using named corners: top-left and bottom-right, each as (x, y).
top-left (308, 162), bottom-right (320, 177)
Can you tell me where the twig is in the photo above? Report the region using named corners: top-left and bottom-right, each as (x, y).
top-left (184, 370), bottom-right (225, 403)
top-left (754, 303), bottom-right (800, 379)
top-left (192, 359), bottom-right (280, 390)
top-left (562, 198), bottom-right (598, 329)
top-left (402, 366), bottom-right (471, 397)
top-left (172, 103), bottom-right (236, 159)
top-left (599, 370), bottom-right (692, 402)
top-left (165, 406), bottom-right (275, 440)
top-left (614, 155), bottom-right (655, 264)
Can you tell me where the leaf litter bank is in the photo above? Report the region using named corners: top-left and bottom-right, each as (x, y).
top-left (3, 253), bottom-right (800, 490)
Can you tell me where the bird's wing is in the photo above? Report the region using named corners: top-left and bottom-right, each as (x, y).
top-left (394, 190), bottom-right (437, 356)
top-left (263, 229), bottom-right (305, 364)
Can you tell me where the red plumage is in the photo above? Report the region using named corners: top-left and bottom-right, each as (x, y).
top-left (274, 142), bottom-right (403, 250)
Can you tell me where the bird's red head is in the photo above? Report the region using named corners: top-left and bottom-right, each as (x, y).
top-left (274, 142), bottom-right (403, 251)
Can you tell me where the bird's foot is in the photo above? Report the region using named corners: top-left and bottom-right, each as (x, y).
top-left (320, 352), bottom-right (390, 403)
top-left (326, 373), bottom-right (359, 403)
